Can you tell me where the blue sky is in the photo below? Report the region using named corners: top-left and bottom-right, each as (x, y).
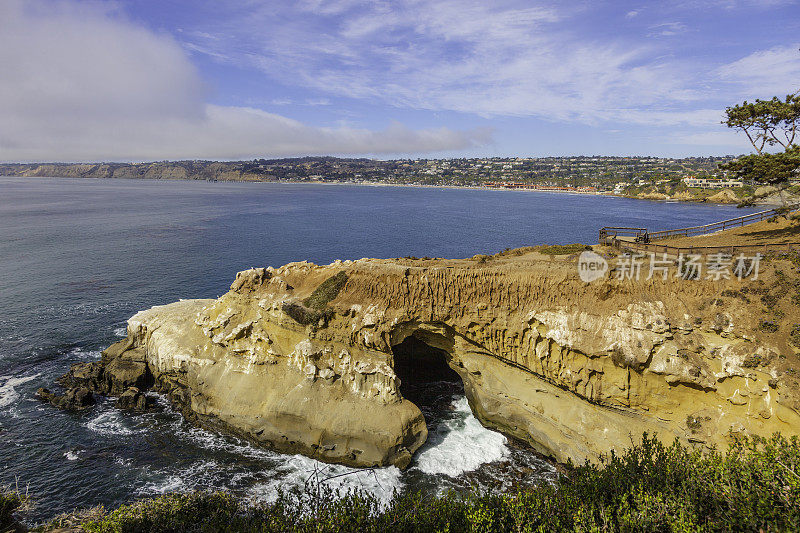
top-left (1, 0), bottom-right (798, 161)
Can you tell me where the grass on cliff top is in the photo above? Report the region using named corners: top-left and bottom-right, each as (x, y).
top-left (474, 244), bottom-right (591, 262)
top-left (16, 433), bottom-right (800, 532)
top-left (302, 271), bottom-right (348, 310)
top-left (536, 243), bottom-right (592, 256)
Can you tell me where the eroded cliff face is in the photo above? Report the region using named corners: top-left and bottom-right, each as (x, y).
top-left (100, 249), bottom-right (800, 467)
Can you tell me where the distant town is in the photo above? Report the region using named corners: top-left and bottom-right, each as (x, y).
top-left (1, 155), bottom-right (759, 191)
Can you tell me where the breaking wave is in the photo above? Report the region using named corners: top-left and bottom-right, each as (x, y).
top-left (248, 455), bottom-right (403, 509)
top-left (0, 373), bottom-right (40, 410)
top-left (85, 409), bottom-right (141, 437)
top-left (160, 413), bottom-right (403, 508)
top-left (413, 396), bottom-right (509, 476)
top-left (67, 347), bottom-right (102, 361)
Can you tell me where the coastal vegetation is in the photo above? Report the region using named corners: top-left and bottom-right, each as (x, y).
top-left (303, 271), bottom-right (349, 310)
top-left (1, 485), bottom-right (30, 532)
top-left (720, 90), bottom-right (800, 205)
top-left (529, 244), bottom-right (592, 256)
top-left (5, 434), bottom-right (800, 532)
top-left (472, 244), bottom-right (592, 262)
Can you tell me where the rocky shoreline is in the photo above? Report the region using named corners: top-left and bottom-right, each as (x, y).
top-left (621, 184), bottom-right (800, 206)
top-left (38, 237), bottom-right (800, 470)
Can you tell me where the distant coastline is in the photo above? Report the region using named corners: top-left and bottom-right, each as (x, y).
top-left (2, 172), bottom-right (786, 206)
top-left (1, 154), bottom-right (791, 206)
top-left (0, 155), bottom-right (732, 189)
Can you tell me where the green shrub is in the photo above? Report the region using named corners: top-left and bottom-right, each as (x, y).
top-left (74, 434), bottom-right (800, 532)
top-left (760, 319), bottom-right (779, 332)
top-left (538, 244), bottom-right (592, 256)
top-left (303, 271), bottom-right (348, 310)
top-left (791, 324), bottom-right (800, 347)
top-left (281, 301), bottom-right (332, 326)
top-left (491, 246), bottom-right (536, 258)
top-left (1, 486), bottom-right (29, 530)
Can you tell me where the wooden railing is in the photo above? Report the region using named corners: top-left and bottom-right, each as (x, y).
top-left (647, 202), bottom-right (800, 240)
top-left (598, 227), bottom-right (648, 246)
top-left (611, 240), bottom-right (800, 257)
top-left (598, 203), bottom-right (800, 256)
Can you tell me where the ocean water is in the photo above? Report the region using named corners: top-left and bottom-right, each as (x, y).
top-left (0, 176), bottom-right (760, 522)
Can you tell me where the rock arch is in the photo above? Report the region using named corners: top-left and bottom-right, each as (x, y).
top-left (390, 324), bottom-right (464, 431)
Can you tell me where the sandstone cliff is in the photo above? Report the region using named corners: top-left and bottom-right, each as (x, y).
top-left (71, 246), bottom-right (800, 469)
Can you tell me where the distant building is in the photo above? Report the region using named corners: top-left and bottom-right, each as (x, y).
top-left (682, 176), bottom-right (743, 188)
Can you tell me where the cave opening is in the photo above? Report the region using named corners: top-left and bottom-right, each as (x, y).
top-left (392, 334), bottom-right (464, 427)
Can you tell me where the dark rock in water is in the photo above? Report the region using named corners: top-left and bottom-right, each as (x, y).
top-left (42, 336), bottom-right (157, 416)
top-left (115, 387), bottom-right (153, 412)
top-left (37, 386), bottom-right (95, 410)
top-left (57, 361), bottom-right (104, 391)
top-left (95, 338), bottom-right (151, 394)
top-left (53, 339), bottom-right (152, 396)
top-left (103, 357), bottom-right (152, 395)
top-left (102, 336), bottom-right (135, 362)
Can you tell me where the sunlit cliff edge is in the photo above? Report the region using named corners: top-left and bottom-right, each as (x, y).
top-left (51, 220), bottom-right (800, 469)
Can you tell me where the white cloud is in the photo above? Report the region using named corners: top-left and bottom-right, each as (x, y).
top-left (647, 22), bottom-right (688, 37)
top-left (0, 0), bottom-right (487, 162)
top-left (716, 45), bottom-right (800, 97)
top-left (599, 109), bottom-right (724, 127)
top-left (182, 1), bottom-right (714, 128)
top-left (683, 0), bottom-right (797, 8)
top-left (668, 129), bottom-right (752, 147)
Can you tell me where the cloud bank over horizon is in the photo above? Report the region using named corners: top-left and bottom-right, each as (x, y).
top-left (0, 1), bottom-right (490, 162)
top-left (0, 0), bottom-right (798, 162)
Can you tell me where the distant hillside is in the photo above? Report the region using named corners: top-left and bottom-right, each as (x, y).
top-left (0, 159), bottom-right (323, 182)
top-left (0, 155), bottom-right (735, 188)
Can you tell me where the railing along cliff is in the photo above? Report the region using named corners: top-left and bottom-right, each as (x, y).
top-left (598, 202), bottom-right (800, 256)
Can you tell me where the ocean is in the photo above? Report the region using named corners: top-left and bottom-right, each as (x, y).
top-left (0, 176), bottom-right (760, 522)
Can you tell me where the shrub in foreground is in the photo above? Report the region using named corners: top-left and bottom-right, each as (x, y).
top-left (26, 434), bottom-right (800, 532)
top-left (1, 486), bottom-right (30, 531)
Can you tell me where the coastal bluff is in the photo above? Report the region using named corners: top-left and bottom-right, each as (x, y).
top-left (62, 247), bottom-right (800, 468)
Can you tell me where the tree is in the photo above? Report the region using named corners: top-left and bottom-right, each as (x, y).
top-left (721, 145), bottom-right (800, 185)
top-left (723, 93), bottom-right (800, 154)
top-left (719, 91), bottom-right (800, 192)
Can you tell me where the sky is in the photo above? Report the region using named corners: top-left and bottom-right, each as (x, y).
top-left (1, 0), bottom-right (799, 162)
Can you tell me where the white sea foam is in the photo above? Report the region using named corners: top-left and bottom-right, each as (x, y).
top-left (64, 450), bottom-right (81, 461)
top-left (248, 454), bottom-right (402, 509)
top-left (0, 373), bottom-right (40, 410)
top-left (68, 347), bottom-right (102, 361)
top-left (137, 460), bottom-right (220, 495)
top-left (113, 327), bottom-right (127, 337)
top-left (413, 397), bottom-right (509, 476)
top-left (156, 407), bottom-right (402, 507)
top-left (86, 409), bottom-right (140, 436)
top-left (133, 390), bottom-right (517, 509)
top-left (114, 455), bottom-right (133, 467)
